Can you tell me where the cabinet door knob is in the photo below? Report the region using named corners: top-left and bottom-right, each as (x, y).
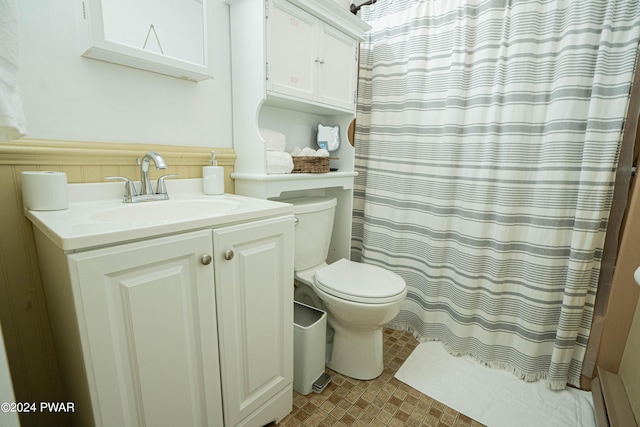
top-left (201, 254), bottom-right (213, 265)
top-left (224, 250), bottom-right (235, 260)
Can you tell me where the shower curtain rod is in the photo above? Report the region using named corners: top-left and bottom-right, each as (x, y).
top-left (350, 0), bottom-right (377, 15)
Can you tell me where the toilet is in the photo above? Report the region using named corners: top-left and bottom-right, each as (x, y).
top-left (287, 196), bottom-right (407, 380)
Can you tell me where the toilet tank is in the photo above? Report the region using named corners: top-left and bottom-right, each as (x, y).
top-left (285, 197), bottom-right (337, 271)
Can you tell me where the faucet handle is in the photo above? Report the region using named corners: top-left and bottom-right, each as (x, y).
top-left (156, 174), bottom-right (179, 195)
top-left (105, 176), bottom-right (138, 200)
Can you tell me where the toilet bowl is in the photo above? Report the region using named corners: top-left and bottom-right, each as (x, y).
top-left (285, 196), bottom-right (407, 380)
top-left (313, 259), bottom-right (406, 379)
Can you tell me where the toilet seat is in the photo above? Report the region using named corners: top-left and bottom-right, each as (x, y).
top-left (314, 259), bottom-right (406, 304)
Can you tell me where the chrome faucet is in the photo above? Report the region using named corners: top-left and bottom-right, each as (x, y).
top-left (139, 151), bottom-right (168, 195)
top-left (106, 151), bottom-right (177, 203)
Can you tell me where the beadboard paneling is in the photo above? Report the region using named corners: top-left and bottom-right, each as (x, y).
top-left (0, 139), bottom-right (236, 427)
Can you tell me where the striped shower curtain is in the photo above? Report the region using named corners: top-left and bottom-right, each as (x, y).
top-left (352, 0), bottom-right (640, 389)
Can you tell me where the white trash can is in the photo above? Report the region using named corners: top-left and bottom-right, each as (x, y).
top-left (293, 301), bottom-right (330, 395)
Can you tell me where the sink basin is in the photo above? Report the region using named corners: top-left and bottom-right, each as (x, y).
top-left (92, 198), bottom-right (243, 223)
top-left (24, 179), bottom-right (294, 251)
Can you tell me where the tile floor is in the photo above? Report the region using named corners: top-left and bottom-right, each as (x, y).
top-left (276, 328), bottom-right (485, 427)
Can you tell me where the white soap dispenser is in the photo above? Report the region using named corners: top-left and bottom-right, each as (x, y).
top-left (203, 151), bottom-right (224, 195)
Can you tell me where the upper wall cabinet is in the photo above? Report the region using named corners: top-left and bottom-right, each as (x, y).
top-left (267, 0), bottom-right (359, 112)
top-left (76, 0), bottom-right (214, 81)
top-left (227, 0), bottom-right (370, 176)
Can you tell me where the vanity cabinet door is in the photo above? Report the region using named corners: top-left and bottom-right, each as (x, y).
top-left (68, 230), bottom-right (223, 427)
top-left (213, 216), bottom-right (294, 426)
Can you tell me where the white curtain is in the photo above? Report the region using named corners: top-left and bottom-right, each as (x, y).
top-left (0, 0), bottom-right (27, 141)
top-left (352, 0), bottom-right (640, 389)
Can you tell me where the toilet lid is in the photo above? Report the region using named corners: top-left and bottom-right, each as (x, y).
top-left (314, 259), bottom-right (406, 304)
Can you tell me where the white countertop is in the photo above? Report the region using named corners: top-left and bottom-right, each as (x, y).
top-left (24, 179), bottom-right (293, 251)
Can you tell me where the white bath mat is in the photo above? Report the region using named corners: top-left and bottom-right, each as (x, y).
top-left (394, 341), bottom-right (596, 427)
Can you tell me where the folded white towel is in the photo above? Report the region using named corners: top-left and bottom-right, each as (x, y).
top-left (266, 151), bottom-right (293, 174)
top-left (315, 149), bottom-right (330, 157)
top-left (0, 0), bottom-right (27, 141)
top-left (290, 147), bottom-right (302, 157)
top-left (260, 128), bottom-right (286, 152)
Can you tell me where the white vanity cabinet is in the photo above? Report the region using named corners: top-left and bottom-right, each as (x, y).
top-left (267, 0), bottom-right (359, 112)
top-left (32, 211), bottom-right (294, 427)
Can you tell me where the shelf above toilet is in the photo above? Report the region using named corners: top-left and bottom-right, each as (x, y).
top-left (231, 171), bottom-right (357, 199)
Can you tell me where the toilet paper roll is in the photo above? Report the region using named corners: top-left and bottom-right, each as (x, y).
top-left (21, 171), bottom-right (69, 211)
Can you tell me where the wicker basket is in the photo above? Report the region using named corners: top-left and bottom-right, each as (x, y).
top-left (291, 156), bottom-right (335, 173)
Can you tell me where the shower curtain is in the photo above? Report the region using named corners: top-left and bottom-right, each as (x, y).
top-left (352, 0), bottom-right (640, 389)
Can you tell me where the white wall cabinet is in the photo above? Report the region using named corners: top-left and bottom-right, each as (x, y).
top-left (228, 0), bottom-right (369, 262)
top-left (267, 0), bottom-right (358, 112)
top-left (34, 215), bottom-right (294, 427)
top-left (77, 0), bottom-right (215, 81)
top-left (228, 0), bottom-right (369, 176)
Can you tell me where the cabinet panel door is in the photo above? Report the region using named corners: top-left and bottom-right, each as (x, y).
top-left (69, 230), bottom-right (223, 427)
top-left (213, 216), bottom-right (294, 426)
top-left (318, 23), bottom-right (358, 111)
top-left (267, 0), bottom-right (318, 101)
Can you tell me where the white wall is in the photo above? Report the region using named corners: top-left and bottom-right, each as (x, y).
top-left (16, 0), bottom-right (233, 148)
